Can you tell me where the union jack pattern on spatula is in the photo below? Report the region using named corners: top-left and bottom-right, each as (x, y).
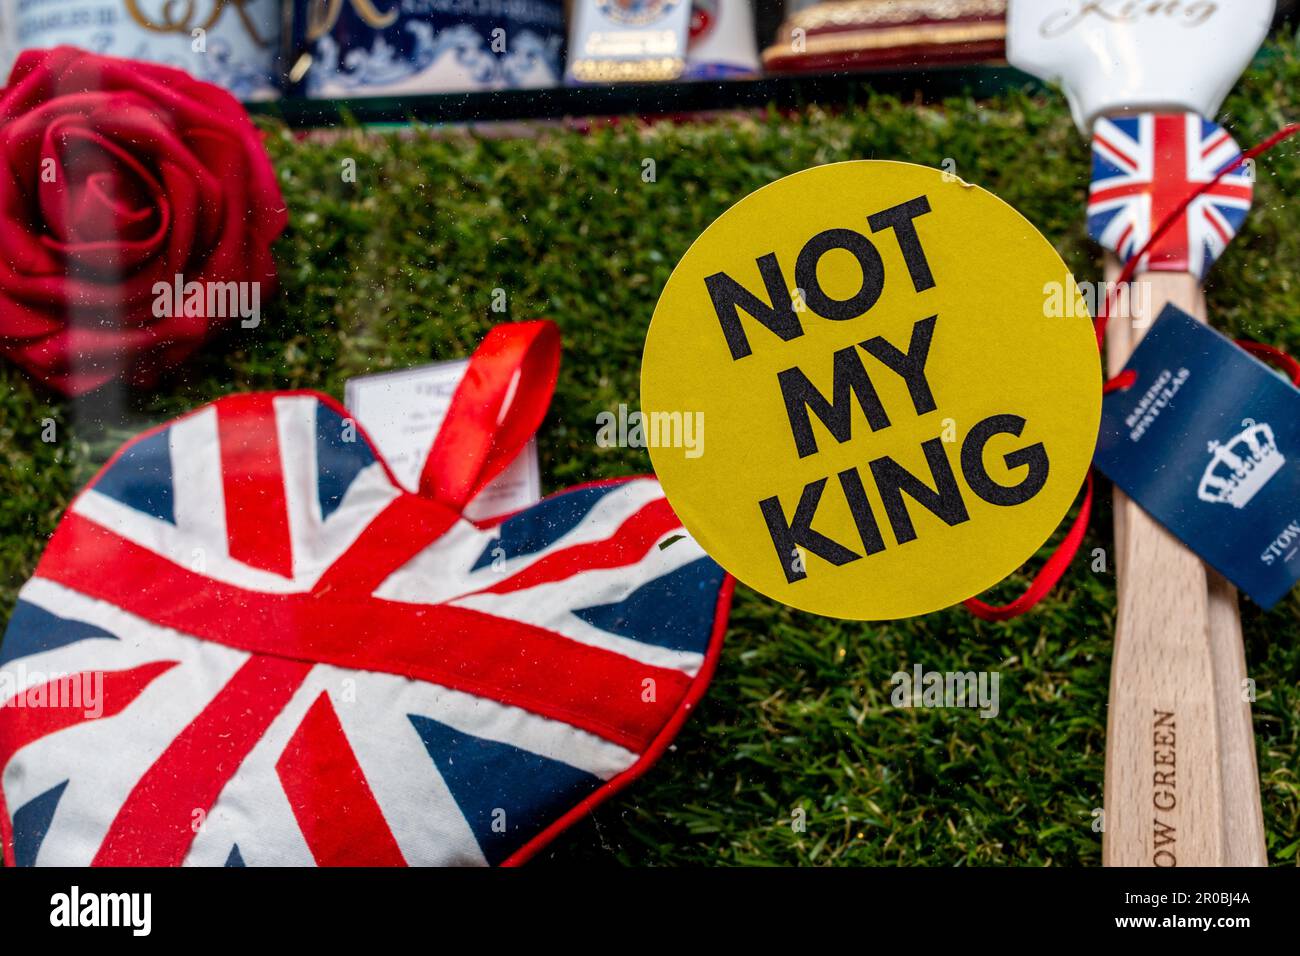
top-left (0, 321), bottom-right (732, 866)
top-left (1088, 112), bottom-right (1254, 279)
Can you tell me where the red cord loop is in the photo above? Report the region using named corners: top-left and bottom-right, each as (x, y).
top-left (1102, 369), bottom-right (1137, 394)
top-left (1236, 339), bottom-right (1300, 387)
top-left (963, 121), bottom-right (1300, 622)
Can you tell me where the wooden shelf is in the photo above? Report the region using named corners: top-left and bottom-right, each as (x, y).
top-left (248, 64), bottom-right (1039, 128)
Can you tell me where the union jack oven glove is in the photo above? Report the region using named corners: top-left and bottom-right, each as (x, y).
top-left (0, 320), bottom-right (734, 866)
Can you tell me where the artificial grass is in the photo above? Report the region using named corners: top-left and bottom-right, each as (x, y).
top-left (2, 38), bottom-right (1298, 867)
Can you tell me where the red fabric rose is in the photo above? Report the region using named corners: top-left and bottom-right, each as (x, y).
top-left (0, 47), bottom-right (287, 396)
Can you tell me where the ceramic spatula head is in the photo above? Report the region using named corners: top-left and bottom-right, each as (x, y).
top-left (1088, 112), bottom-right (1254, 280)
top-left (1006, 0), bottom-right (1275, 133)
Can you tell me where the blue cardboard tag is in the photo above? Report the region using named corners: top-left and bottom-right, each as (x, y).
top-left (1095, 304), bottom-right (1300, 609)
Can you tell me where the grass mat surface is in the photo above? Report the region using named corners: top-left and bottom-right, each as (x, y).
top-left (2, 38), bottom-right (1298, 866)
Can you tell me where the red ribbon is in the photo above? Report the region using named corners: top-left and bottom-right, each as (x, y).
top-left (963, 122), bottom-right (1300, 622)
top-left (420, 320), bottom-right (561, 510)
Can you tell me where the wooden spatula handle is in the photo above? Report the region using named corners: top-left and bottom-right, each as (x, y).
top-left (1206, 570), bottom-right (1267, 864)
top-left (1101, 263), bottom-right (1265, 866)
top-left (1102, 267), bottom-right (1222, 866)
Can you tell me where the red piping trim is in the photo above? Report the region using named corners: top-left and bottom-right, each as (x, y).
top-left (500, 572), bottom-right (735, 866)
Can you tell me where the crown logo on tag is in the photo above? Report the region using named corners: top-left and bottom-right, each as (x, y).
top-left (1198, 419), bottom-right (1285, 509)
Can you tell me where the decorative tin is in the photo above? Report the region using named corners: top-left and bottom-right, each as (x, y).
top-left (762, 0), bottom-right (1007, 75)
top-left (4, 0), bottom-right (281, 100)
top-left (287, 0), bottom-right (566, 98)
top-left (566, 0), bottom-right (692, 83)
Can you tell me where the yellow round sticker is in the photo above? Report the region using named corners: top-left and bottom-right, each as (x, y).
top-left (641, 161), bottom-right (1101, 620)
